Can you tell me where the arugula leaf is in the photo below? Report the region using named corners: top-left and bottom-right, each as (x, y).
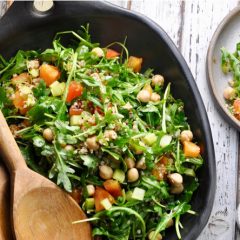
top-left (33, 80), bottom-right (50, 98)
top-left (0, 87), bottom-right (8, 109)
top-left (33, 135), bottom-right (46, 148)
top-left (0, 27), bottom-right (204, 239)
top-left (80, 155), bottom-right (98, 169)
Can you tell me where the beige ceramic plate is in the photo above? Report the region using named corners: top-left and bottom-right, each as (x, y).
top-left (207, 6), bottom-right (240, 130)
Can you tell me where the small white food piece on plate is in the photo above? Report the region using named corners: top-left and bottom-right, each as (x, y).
top-left (223, 86), bottom-right (236, 100)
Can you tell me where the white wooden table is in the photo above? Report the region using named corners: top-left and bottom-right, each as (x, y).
top-left (0, 1), bottom-right (239, 239)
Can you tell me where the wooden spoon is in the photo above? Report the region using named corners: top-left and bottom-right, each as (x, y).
top-left (0, 111), bottom-right (91, 240)
top-left (0, 162), bottom-right (13, 239)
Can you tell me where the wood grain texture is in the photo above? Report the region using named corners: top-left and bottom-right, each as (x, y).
top-left (1, 0), bottom-right (240, 239)
top-left (0, 110), bottom-right (91, 240)
top-left (0, 1), bottom-right (7, 17)
top-left (0, 163), bottom-right (13, 240)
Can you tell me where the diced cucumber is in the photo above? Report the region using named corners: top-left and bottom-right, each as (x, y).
top-left (142, 133), bottom-right (157, 146)
top-left (84, 198), bottom-right (95, 210)
top-left (131, 187), bottom-right (145, 201)
top-left (50, 81), bottom-right (66, 97)
top-left (29, 68), bottom-right (39, 78)
top-left (184, 168), bottom-right (196, 177)
top-left (113, 169), bottom-right (125, 183)
top-left (70, 115), bottom-right (82, 126)
top-left (125, 191), bottom-right (133, 201)
top-left (100, 198), bottom-right (112, 210)
top-left (160, 135), bottom-right (172, 148)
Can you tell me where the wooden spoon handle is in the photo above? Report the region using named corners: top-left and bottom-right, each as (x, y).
top-left (0, 110), bottom-right (27, 172)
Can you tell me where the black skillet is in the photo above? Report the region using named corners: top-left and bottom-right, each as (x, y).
top-left (0, 1), bottom-right (216, 239)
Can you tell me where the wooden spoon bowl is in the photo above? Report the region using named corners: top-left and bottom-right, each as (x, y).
top-left (0, 163), bottom-right (13, 239)
top-left (0, 111), bottom-right (91, 240)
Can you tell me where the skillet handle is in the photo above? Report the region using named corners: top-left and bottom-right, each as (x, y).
top-left (32, 0), bottom-right (54, 13)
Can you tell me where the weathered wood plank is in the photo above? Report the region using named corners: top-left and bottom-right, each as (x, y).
top-left (181, 1), bottom-right (239, 239)
top-left (0, 1), bottom-right (7, 18)
top-left (1, 0), bottom-right (240, 239)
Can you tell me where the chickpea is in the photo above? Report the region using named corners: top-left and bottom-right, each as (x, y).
top-left (60, 142), bottom-right (67, 148)
top-left (122, 102), bottom-right (133, 111)
top-left (148, 231), bottom-right (162, 240)
top-left (127, 168), bottom-right (139, 182)
top-left (104, 130), bottom-right (118, 140)
top-left (65, 145), bottom-right (74, 151)
top-left (166, 218), bottom-right (174, 228)
top-left (143, 84), bottom-right (153, 95)
top-left (125, 157), bottom-right (135, 169)
top-left (223, 86), bottom-right (236, 100)
top-left (134, 141), bottom-right (145, 155)
top-left (137, 90), bottom-right (151, 103)
top-left (150, 92), bottom-right (161, 102)
top-left (99, 165), bottom-right (113, 180)
top-left (86, 184), bottom-right (95, 197)
top-left (86, 136), bottom-right (99, 150)
top-left (228, 79), bottom-right (235, 87)
top-left (170, 183), bottom-right (184, 194)
top-left (180, 130), bottom-right (193, 143)
top-left (91, 47), bottom-right (104, 58)
top-left (168, 173), bottom-right (183, 187)
top-left (151, 74), bottom-right (164, 87)
top-left (136, 157), bottom-right (146, 170)
top-left (135, 149), bottom-right (143, 155)
top-left (43, 128), bottom-right (54, 142)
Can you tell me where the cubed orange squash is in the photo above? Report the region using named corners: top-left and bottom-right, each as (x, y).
top-left (12, 91), bottom-right (28, 115)
top-left (183, 141), bottom-right (200, 158)
top-left (66, 81), bottom-right (83, 103)
top-left (127, 56), bottom-right (143, 72)
top-left (233, 99), bottom-right (240, 114)
top-left (152, 161), bottom-right (167, 181)
top-left (103, 180), bottom-right (122, 198)
top-left (39, 64), bottom-right (61, 86)
top-left (106, 49), bottom-right (120, 59)
top-left (94, 187), bottom-right (115, 212)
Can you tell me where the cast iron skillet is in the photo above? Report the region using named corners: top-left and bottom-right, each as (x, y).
top-left (0, 1), bottom-right (215, 240)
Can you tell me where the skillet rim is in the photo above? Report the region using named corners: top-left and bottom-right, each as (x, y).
top-left (0, 1), bottom-right (216, 239)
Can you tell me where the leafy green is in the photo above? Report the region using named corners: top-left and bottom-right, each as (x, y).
top-left (0, 26), bottom-right (204, 240)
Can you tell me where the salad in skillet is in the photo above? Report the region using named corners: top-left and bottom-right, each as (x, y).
top-left (0, 26), bottom-right (203, 240)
